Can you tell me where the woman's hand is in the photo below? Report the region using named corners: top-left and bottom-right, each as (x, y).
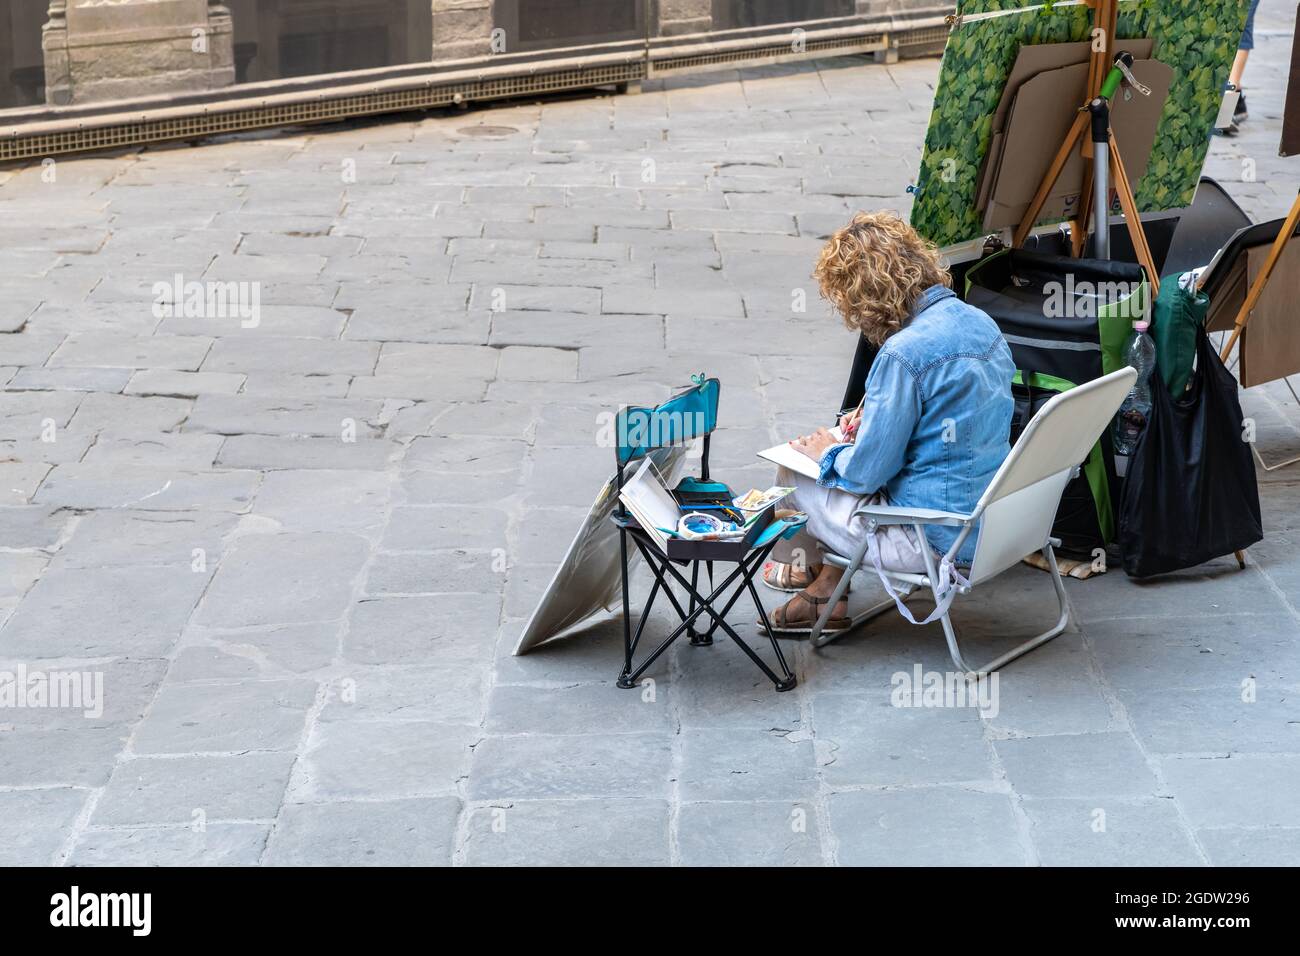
top-left (790, 427), bottom-right (841, 462)
top-left (838, 406), bottom-right (863, 436)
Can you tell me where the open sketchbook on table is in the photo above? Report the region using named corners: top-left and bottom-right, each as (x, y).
top-left (617, 458), bottom-right (681, 552)
top-left (757, 426), bottom-right (846, 481)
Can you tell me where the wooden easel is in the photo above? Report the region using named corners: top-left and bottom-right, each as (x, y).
top-left (1011, 0), bottom-right (1158, 286)
top-left (1010, 0), bottom-right (1251, 569)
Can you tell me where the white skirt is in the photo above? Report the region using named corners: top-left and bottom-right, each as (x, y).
top-left (769, 465), bottom-right (931, 574)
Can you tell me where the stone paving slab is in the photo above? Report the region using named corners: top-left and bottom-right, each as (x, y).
top-left (262, 797), bottom-right (461, 867)
top-left (2, 1), bottom-right (1300, 866)
top-left (68, 824), bottom-right (271, 867)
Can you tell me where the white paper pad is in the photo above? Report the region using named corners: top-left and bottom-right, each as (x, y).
top-left (757, 426), bottom-right (845, 480)
top-left (617, 458), bottom-right (681, 552)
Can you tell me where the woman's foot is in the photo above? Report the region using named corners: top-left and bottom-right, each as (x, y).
top-left (762, 590), bottom-right (850, 634)
top-left (762, 564), bottom-right (850, 634)
top-left (761, 561), bottom-right (821, 593)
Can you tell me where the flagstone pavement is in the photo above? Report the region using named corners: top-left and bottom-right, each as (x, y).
top-left (1, 1), bottom-right (1299, 866)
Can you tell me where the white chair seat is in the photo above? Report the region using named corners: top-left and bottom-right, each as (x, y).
top-left (854, 504), bottom-right (971, 526)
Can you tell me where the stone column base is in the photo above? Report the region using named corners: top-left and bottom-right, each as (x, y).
top-left (43, 0), bottom-right (234, 106)
top-left (433, 0), bottom-right (493, 62)
top-left (660, 0), bottom-right (712, 37)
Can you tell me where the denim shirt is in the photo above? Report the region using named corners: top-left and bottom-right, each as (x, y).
top-left (819, 285), bottom-right (1015, 563)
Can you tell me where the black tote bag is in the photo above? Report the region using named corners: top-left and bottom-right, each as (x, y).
top-left (1118, 327), bottom-right (1263, 577)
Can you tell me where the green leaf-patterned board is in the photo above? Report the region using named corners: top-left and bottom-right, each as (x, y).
top-left (910, 0), bottom-right (1249, 248)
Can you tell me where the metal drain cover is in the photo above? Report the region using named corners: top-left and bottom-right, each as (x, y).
top-left (457, 125), bottom-right (519, 138)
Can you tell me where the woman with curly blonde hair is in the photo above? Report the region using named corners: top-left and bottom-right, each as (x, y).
top-left (761, 212), bottom-right (1015, 634)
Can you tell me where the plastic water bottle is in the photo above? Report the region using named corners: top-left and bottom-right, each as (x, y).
top-left (1113, 320), bottom-right (1157, 457)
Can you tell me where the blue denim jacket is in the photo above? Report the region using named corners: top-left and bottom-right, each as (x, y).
top-left (819, 285), bottom-right (1015, 563)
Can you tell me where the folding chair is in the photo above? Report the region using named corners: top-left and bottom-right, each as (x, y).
top-left (611, 377), bottom-right (807, 692)
top-left (808, 367), bottom-right (1137, 675)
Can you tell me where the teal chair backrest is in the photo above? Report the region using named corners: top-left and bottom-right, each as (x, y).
top-left (616, 377), bottom-right (719, 466)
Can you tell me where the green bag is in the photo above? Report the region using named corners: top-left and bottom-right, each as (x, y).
top-left (1151, 273), bottom-right (1209, 396)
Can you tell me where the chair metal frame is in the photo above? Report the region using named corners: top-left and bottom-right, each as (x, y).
top-left (807, 368), bottom-right (1138, 675)
top-left (809, 507), bottom-right (1072, 676)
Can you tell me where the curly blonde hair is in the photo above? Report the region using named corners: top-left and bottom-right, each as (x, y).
top-left (813, 212), bottom-right (951, 346)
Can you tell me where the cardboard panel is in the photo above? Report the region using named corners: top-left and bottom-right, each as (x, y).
top-left (983, 59), bottom-right (1172, 232)
top-left (975, 38), bottom-right (1155, 212)
top-left (1240, 241), bottom-right (1300, 388)
top-left (1204, 254), bottom-right (1246, 334)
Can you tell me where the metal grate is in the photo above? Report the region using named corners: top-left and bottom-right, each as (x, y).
top-left (0, 62), bottom-right (644, 163)
top-left (650, 33), bottom-right (887, 76)
top-left (898, 24), bottom-right (951, 48)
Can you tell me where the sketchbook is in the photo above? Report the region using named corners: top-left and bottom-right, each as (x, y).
top-left (617, 458), bottom-right (681, 553)
top-left (757, 426), bottom-right (845, 481)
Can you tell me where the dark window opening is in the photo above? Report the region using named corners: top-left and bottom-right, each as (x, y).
top-left (229, 0), bottom-right (433, 85)
top-left (1, 1), bottom-right (47, 109)
top-left (495, 0), bottom-right (646, 52)
top-left (712, 0), bottom-right (855, 30)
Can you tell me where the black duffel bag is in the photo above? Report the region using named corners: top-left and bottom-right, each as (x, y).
top-left (965, 248), bottom-right (1146, 382)
top-left (1117, 326), bottom-right (1263, 577)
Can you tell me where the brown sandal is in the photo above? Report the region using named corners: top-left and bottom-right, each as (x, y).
top-left (761, 590), bottom-right (850, 635)
top-left (761, 561), bottom-right (821, 593)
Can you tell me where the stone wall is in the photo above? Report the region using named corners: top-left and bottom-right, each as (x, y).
top-left (432, 0), bottom-right (494, 61)
top-left (660, 0), bottom-right (713, 38)
top-left (857, 0), bottom-right (937, 14)
top-left (32, 1), bottom-right (952, 106)
top-left (43, 0), bottom-right (235, 106)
